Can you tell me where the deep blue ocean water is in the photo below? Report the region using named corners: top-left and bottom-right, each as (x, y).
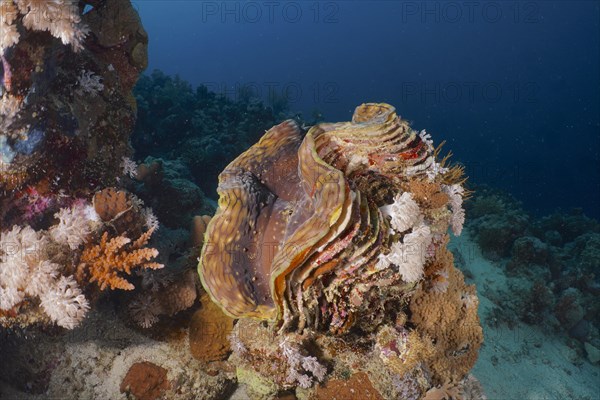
top-left (133, 0), bottom-right (600, 219)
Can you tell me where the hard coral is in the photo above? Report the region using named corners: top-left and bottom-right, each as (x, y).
top-left (78, 227), bottom-right (163, 291)
top-left (315, 372), bottom-right (384, 400)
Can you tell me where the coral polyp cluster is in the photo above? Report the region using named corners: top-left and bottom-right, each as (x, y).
top-left (200, 103), bottom-right (467, 333)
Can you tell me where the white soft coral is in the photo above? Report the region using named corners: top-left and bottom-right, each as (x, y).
top-left (279, 337), bottom-right (327, 389)
top-left (1, 0), bottom-right (88, 54)
top-left (16, 0), bottom-right (89, 50)
top-left (39, 275), bottom-right (90, 329)
top-left (380, 192), bottom-right (421, 234)
top-left (0, 0), bottom-right (19, 54)
top-left (25, 259), bottom-right (60, 296)
top-left (49, 202), bottom-right (99, 250)
top-left (76, 70), bottom-right (104, 96)
top-left (0, 224), bottom-right (89, 328)
top-left (0, 225), bottom-right (45, 309)
top-left (442, 184), bottom-right (465, 236)
top-left (376, 221), bottom-right (433, 283)
top-left (377, 193), bottom-right (434, 283)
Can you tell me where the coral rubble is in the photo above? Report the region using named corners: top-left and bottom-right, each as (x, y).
top-left (199, 103), bottom-right (483, 397)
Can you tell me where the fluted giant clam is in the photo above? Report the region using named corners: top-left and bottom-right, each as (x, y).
top-left (199, 103), bottom-right (465, 333)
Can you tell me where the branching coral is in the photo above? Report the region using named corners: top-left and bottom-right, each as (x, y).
top-left (1, 185), bottom-right (167, 330)
top-left (78, 228), bottom-right (163, 291)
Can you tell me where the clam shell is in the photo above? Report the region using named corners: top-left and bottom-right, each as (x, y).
top-left (199, 103), bottom-right (443, 332)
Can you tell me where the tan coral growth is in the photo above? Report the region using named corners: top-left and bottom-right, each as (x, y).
top-left (93, 187), bottom-right (130, 221)
top-left (375, 325), bottom-right (435, 377)
top-left (120, 361), bottom-right (170, 400)
top-left (77, 228), bottom-right (163, 290)
top-left (189, 293), bottom-right (234, 362)
top-left (403, 178), bottom-right (449, 210)
top-left (315, 372), bottom-right (383, 400)
top-left (409, 258), bottom-right (483, 384)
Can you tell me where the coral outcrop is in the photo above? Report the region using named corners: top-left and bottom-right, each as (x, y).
top-left (0, 0), bottom-right (147, 198)
top-left (199, 103), bottom-right (483, 397)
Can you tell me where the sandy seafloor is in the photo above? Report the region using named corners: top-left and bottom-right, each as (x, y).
top-left (0, 232), bottom-right (598, 400)
top-left (451, 232), bottom-right (599, 400)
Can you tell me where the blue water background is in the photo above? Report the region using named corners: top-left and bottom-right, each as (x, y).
top-left (133, 0), bottom-right (600, 218)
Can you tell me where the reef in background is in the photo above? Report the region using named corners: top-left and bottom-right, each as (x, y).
top-left (464, 185), bottom-right (600, 366)
top-left (130, 70), bottom-right (322, 197)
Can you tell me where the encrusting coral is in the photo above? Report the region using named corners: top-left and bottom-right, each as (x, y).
top-left (199, 103), bottom-right (482, 397)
